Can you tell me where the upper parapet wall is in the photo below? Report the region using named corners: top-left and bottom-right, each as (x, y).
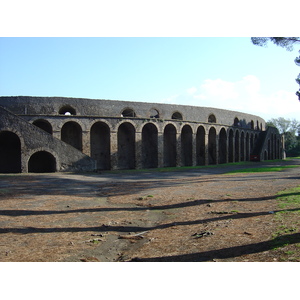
top-left (0, 96), bottom-right (266, 129)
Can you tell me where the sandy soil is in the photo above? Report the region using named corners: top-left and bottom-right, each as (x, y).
top-left (0, 159), bottom-right (299, 262)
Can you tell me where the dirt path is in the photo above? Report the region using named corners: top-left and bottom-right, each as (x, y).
top-left (0, 159), bottom-right (299, 262)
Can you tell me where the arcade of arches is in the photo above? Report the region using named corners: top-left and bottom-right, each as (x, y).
top-left (28, 119), bottom-right (282, 171)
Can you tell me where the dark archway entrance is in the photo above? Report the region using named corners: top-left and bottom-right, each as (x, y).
top-left (33, 119), bottom-right (53, 134)
top-left (28, 151), bottom-right (56, 173)
top-left (90, 122), bottom-right (111, 170)
top-left (0, 131), bottom-right (22, 173)
top-left (142, 123), bottom-right (158, 169)
top-left (219, 128), bottom-right (227, 164)
top-left (181, 125), bottom-right (193, 166)
top-left (61, 121), bottom-right (82, 151)
top-left (118, 122), bottom-right (135, 169)
top-left (196, 126), bottom-right (205, 165)
top-left (208, 127), bottom-right (217, 165)
top-left (164, 124), bottom-right (177, 167)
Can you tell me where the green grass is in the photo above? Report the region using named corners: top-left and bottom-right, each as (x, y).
top-left (226, 165), bottom-right (298, 174)
top-left (100, 161), bottom-right (258, 175)
top-left (270, 185), bottom-right (300, 260)
top-left (277, 186), bottom-right (300, 209)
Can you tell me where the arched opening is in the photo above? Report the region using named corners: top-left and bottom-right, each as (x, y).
top-left (33, 119), bottom-right (53, 134)
top-left (59, 105), bottom-right (76, 116)
top-left (164, 124), bottom-right (177, 167)
top-left (181, 125), bottom-right (193, 166)
top-left (235, 131), bottom-right (240, 162)
top-left (121, 108), bottom-right (136, 118)
top-left (268, 139), bottom-right (271, 160)
top-left (219, 128), bottom-right (227, 164)
top-left (61, 121), bottom-right (82, 151)
top-left (208, 127), bottom-right (217, 165)
top-left (0, 131), bottom-right (21, 173)
top-left (28, 151), bottom-right (56, 173)
top-left (171, 112), bottom-right (183, 120)
top-left (90, 122), bottom-right (111, 170)
top-left (234, 117), bottom-right (240, 127)
top-left (196, 126), bottom-right (205, 165)
top-left (118, 122), bottom-right (135, 169)
top-left (208, 114), bottom-right (216, 123)
top-left (228, 129), bottom-right (234, 163)
top-left (142, 123), bottom-right (158, 168)
top-left (149, 108), bottom-right (159, 119)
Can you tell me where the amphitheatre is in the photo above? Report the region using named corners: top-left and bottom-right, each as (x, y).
top-left (2, 96), bottom-right (300, 263)
top-left (0, 96), bottom-right (282, 173)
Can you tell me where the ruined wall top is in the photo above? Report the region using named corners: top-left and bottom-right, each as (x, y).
top-left (0, 96), bottom-right (266, 129)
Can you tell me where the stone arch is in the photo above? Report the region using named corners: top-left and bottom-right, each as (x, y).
top-left (164, 124), bottom-right (177, 167)
top-left (117, 122), bottom-right (135, 169)
top-left (59, 105), bottom-right (76, 116)
top-left (235, 130), bottom-right (240, 162)
top-left (219, 128), bottom-right (227, 164)
top-left (228, 129), bottom-right (234, 163)
top-left (208, 114), bottom-right (216, 123)
top-left (121, 108), bottom-right (136, 118)
top-left (32, 119), bottom-right (53, 134)
top-left (149, 108), bottom-right (160, 119)
top-left (208, 127), bottom-right (217, 165)
top-left (196, 126), bottom-right (205, 166)
top-left (28, 151), bottom-right (56, 173)
top-left (181, 125), bottom-right (193, 166)
top-left (234, 117), bottom-right (240, 127)
top-left (90, 122), bottom-right (111, 170)
top-left (0, 131), bottom-right (22, 173)
top-left (61, 121), bottom-right (82, 151)
top-left (142, 123), bottom-right (158, 168)
top-left (171, 111), bottom-right (183, 120)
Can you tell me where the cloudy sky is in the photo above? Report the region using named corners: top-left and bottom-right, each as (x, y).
top-left (1, 2), bottom-right (299, 123)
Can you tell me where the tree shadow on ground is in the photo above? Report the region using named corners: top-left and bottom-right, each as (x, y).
top-left (130, 232), bottom-right (300, 262)
top-left (1, 207), bottom-right (299, 235)
top-left (1, 192), bottom-right (299, 217)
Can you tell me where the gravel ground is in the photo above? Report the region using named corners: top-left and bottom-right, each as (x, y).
top-left (0, 159), bottom-right (299, 262)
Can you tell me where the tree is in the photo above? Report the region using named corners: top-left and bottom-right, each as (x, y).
top-left (251, 37), bottom-right (300, 100)
top-left (267, 117), bottom-right (300, 157)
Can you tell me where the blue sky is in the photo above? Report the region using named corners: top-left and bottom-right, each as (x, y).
top-left (0, 0), bottom-right (299, 122)
top-left (1, 37), bottom-right (299, 121)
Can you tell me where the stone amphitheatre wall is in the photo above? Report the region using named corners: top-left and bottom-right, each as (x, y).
top-left (0, 96), bottom-right (282, 173)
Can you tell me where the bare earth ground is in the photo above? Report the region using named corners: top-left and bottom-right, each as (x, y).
top-left (0, 159), bottom-right (300, 262)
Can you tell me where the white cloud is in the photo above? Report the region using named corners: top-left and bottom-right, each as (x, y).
top-left (186, 87), bottom-right (197, 95)
top-left (161, 75), bottom-right (300, 121)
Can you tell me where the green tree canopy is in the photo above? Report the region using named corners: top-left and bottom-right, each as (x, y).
top-left (267, 117), bottom-right (300, 157)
